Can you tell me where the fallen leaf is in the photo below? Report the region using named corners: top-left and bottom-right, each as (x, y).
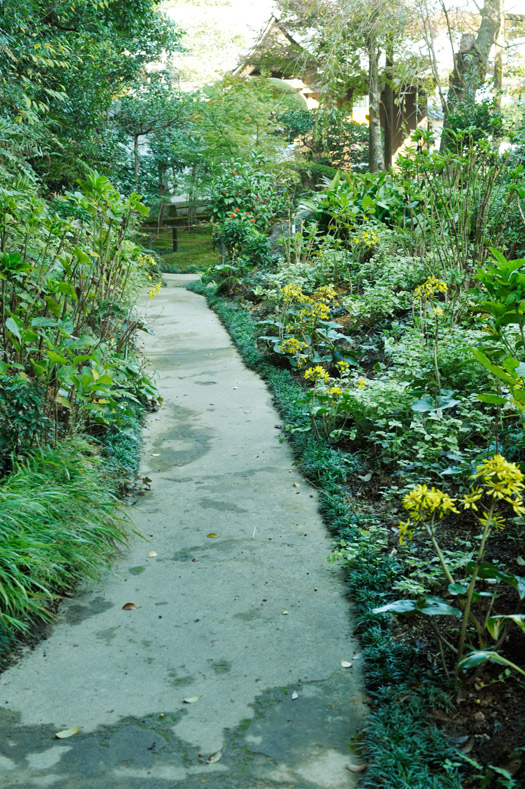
top-left (148, 551), bottom-right (157, 558)
top-left (499, 758), bottom-right (522, 776)
top-left (55, 727), bottom-right (81, 739)
top-left (341, 660), bottom-right (353, 668)
top-left (122, 602), bottom-right (139, 610)
top-left (207, 749), bottom-right (223, 764)
top-left (207, 533), bottom-right (219, 538)
top-left (461, 737), bottom-right (475, 754)
top-left (244, 410), bottom-right (251, 414)
top-left (517, 556), bottom-right (525, 566)
top-left (359, 473), bottom-right (372, 482)
top-left (293, 482), bottom-right (300, 488)
top-left (347, 763), bottom-right (367, 773)
top-left (292, 691), bottom-right (298, 700)
top-left (183, 696), bottom-right (200, 704)
top-left (282, 610), bottom-right (289, 615)
top-left (151, 453), bottom-right (160, 457)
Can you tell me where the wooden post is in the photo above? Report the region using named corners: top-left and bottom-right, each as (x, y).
top-left (172, 226), bottom-right (178, 252)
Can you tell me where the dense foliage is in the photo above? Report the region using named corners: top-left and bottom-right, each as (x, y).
top-left (202, 116), bottom-right (525, 786)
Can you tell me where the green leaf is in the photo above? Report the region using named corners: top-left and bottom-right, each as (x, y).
top-left (476, 393), bottom-right (507, 405)
top-left (486, 614), bottom-right (525, 640)
top-left (457, 650), bottom-right (525, 677)
top-left (5, 316), bottom-right (21, 341)
top-left (416, 595), bottom-right (462, 617)
top-left (74, 246), bottom-right (91, 265)
top-left (373, 599), bottom-right (418, 615)
top-left (55, 395), bottom-right (71, 410)
top-left (468, 561), bottom-right (525, 599)
top-left (362, 194), bottom-right (375, 212)
top-left (46, 350), bottom-right (68, 365)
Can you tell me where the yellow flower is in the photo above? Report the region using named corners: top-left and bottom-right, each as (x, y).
top-left (433, 307), bottom-right (444, 317)
top-left (281, 284), bottom-right (309, 304)
top-left (328, 386), bottom-right (343, 397)
top-left (413, 276), bottom-right (448, 302)
top-left (473, 455), bottom-right (524, 498)
top-left (480, 512), bottom-right (507, 530)
top-left (337, 361), bottom-right (350, 371)
top-left (280, 337), bottom-right (308, 355)
top-left (304, 366), bottom-right (330, 384)
top-left (314, 285), bottom-right (338, 304)
top-left (403, 484), bottom-right (458, 520)
top-left (462, 488), bottom-right (482, 511)
top-left (358, 377), bottom-right (367, 390)
top-left (398, 519), bottom-right (414, 545)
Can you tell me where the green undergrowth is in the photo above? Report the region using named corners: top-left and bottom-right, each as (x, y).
top-left (102, 399), bottom-right (145, 480)
top-left (0, 439), bottom-right (131, 656)
top-left (188, 278), bottom-right (463, 789)
top-left (150, 224), bottom-right (219, 272)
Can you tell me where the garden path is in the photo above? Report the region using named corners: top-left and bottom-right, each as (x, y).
top-left (0, 275), bottom-right (366, 788)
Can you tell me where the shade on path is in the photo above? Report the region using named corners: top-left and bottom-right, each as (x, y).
top-left (0, 275), bottom-right (367, 788)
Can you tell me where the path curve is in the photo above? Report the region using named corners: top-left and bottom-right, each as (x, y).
top-left (0, 275), bottom-right (366, 788)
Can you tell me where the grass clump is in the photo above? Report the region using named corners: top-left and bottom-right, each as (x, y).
top-left (0, 438), bottom-right (130, 644)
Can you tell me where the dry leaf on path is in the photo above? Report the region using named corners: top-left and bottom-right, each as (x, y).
top-left (148, 551), bottom-right (157, 558)
top-left (292, 691), bottom-right (298, 700)
top-left (183, 696), bottom-right (200, 704)
top-left (55, 727), bottom-right (81, 739)
top-left (341, 660), bottom-right (353, 668)
top-left (282, 610), bottom-right (289, 615)
top-left (347, 763), bottom-right (367, 773)
top-left (207, 533), bottom-right (219, 538)
top-left (122, 602), bottom-right (139, 610)
top-left (207, 749), bottom-right (223, 764)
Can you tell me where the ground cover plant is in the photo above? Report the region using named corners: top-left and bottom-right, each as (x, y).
top-left (196, 117), bottom-right (525, 786)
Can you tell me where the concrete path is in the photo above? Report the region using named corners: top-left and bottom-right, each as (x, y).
top-left (0, 275), bottom-right (366, 788)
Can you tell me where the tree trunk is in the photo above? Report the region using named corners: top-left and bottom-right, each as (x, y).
top-left (447, 0), bottom-right (503, 113)
top-left (383, 39), bottom-right (395, 169)
top-left (368, 42), bottom-right (384, 173)
top-left (134, 133), bottom-right (140, 187)
top-left (493, 0), bottom-right (505, 105)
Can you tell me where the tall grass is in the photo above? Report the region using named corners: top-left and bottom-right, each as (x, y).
top-left (0, 438), bottom-right (130, 640)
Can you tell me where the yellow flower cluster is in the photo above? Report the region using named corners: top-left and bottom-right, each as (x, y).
top-left (139, 254), bottom-right (157, 267)
top-left (304, 366), bottom-right (330, 383)
top-left (314, 285), bottom-right (338, 304)
top-left (280, 284), bottom-right (310, 304)
top-left (358, 377), bottom-right (367, 390)
top-left (298, 302), bottom-right (331, 322)
top-left (472, 455), bottom-right (525, 516)
top-left (337, 361), bottom-right (350, 371)
top-left (148, 282), bottom-right (161, 298)
top-left (328, 386), bottom-right (343, 397)
top-left (403, 484), bottom-right (459, 520)
top-left (398, 454), bottom-right (525, 544)
top-left (352, 229), bottom-right (379, 248)
top-left (280, 337), bottom-right (308, 355)
top-left (399, 484), bottom-right (458, 544)
top-left (413, 276), bottom-right (448, 302)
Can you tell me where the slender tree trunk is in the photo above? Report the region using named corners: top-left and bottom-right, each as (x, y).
top-left (134, 133), bottom-right (140, 186)
top-left (384, 39), bottom-right (395, 169)
top-left (493, 0), bottom-right (505, 105)
top-left (368, 41), bottom-right (384, 173)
